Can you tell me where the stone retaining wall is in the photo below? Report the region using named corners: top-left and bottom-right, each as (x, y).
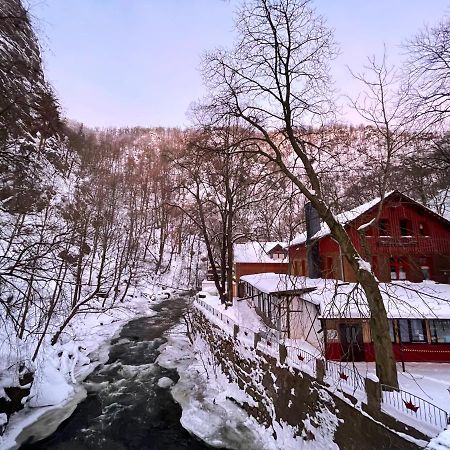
top-left (192, 308), bottom-right (428, 450)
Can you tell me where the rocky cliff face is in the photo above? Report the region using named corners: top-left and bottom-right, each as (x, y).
top-left (0, 0), bottom-right (66, 213)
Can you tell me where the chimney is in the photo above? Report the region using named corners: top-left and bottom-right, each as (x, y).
top-left (305, 202), bottom-right (321, 278)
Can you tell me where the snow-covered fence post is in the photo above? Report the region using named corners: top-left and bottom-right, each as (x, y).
top-left (365, 376), bottom-right (381, 416)
top-left (233, 324), bottom-right (239, 339)
top-left (316, 359), bottom-right (325, 383)
top-left (253, 332), bottom-right (261, 349)
top-left (279, 343), bottom-right (287, 365)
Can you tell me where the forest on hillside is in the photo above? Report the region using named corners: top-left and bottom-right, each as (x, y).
top-left (1, 0), bottom-right (450, 431)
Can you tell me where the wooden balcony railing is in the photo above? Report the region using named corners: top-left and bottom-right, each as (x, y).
top-left (364, 236), bottom-right (450, 255)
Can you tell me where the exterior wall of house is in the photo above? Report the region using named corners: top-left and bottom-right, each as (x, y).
top-left (235, 262), bottom-right (288, 283)
top-left (288, 245), bottom-right (307, 277)
top-left (348, 200), bottom-right (450, 283)
top-left (285, 297), bottom-right (322, 349)
top-left (289, 196), bottom-right (450, 283)
top-left (324, 318), bottom-right (450, 363)
top-left (240, 280), bottom-right (322, 350)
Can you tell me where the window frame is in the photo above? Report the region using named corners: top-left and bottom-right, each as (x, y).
top-left (379, 218), bottom-right (391, 236)
top-left (398, 319), bottom-right (427, 343)
top-left (390, 257), bottom-right (408, 281)
top-left (430, 319), bottom-right (450, 344)
top-left (399, 218), bottom-right (413, 237)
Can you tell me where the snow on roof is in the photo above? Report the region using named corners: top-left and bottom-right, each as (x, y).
top-left (290, 191), bottom-right (450, 248)
top-left (309, 280), bottom-right (450, 320)
top-left (290, 194), bottom-right (390, 247)
top-left (234, 242), bottom-right (287, 263)
top-left (241, 272), bottom-right (450, 320)
top-left (240, 272), bottom-right (322, 302)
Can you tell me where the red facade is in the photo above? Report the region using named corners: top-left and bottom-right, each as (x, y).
top-left (325, 341), bottom-right (450, 363)
top-left (289, 192), bottom-right (450, 284)
top-left (289, 192), bottom-right (450, 363)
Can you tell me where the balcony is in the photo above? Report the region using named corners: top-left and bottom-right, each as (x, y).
top-left (366, 236), bottom-right (450, 255)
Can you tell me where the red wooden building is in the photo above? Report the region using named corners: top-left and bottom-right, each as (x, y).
top-left (289, 191), bottom-right (450, 284)
top-left (288, 191), bottom-right (450, 363)
top-left (234, 242), bottom-right (288, 284)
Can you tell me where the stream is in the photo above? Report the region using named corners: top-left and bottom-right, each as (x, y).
top-left (19, 297), bottom-right (225, 450)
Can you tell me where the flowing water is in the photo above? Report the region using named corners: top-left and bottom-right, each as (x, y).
top-left (20, 297), bottom-right (223, 450)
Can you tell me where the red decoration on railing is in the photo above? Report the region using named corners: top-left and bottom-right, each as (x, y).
top-left (339, 372), bottom-right (349, 381)
top-left (404, 399), bottom-right (420, 413)
top-left (297, 354), bottom-right (304, 361)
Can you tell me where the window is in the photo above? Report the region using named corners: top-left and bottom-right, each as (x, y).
top-left (398, 319), bottom-right (426, 343)
top-left (418, 257), bottom-right (432, 280)
top-left (258, 293), bottom-right (263, 310)
top-left (399, 219), bottom-right (413, 237)
top-left (418, 222), bottom-right (429, 236)
top-left (430, 320), bottom-right (450, 343)
top-left (379, 219), bottom-right (391, 236)
top-left (390, 257), bottom-right (407, 280)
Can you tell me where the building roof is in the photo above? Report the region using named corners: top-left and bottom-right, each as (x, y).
top-left (309, 280), bottom-right (450, 320)
top-left (289, 190), bottom-right (450, 247)
top-left (234, 242), bottom-right (287, 264)
top-left (241, 272), bottom-right (450, 320)
top-left (240, 272), bottom-right (320, 299)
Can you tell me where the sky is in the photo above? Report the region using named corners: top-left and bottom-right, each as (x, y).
top-left (31, 0), bottom-right (449, 129)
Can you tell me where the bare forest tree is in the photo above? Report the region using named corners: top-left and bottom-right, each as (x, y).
top-left (169, 125), bottom-right (284, 304)
top-left (405, 16), bottom-right (450, 127)
top-left (195, 0), bottom-right (398, 386)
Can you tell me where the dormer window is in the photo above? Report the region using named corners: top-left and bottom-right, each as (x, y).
top-left (399, 219), bottom-right (413, 237)
top-left (379, 219), bottom-right (390, 236)
top-left (418, 222), bottom-right (429, 236)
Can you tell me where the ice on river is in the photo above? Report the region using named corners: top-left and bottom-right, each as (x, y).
top-left (158, 327), bottom-right (287, 450)
top-left (157, 377), bottom-right (174, 388)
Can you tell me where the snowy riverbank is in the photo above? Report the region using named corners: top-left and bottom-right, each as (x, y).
top-left (0, 286), bottom-right (156, 449)
top-left (158, 321), bottom-right (335, 450)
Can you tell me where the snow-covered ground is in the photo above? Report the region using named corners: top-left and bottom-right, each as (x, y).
top-left (354, 361), bottom-right (450, 414)
top-left (196, 290), bottom-right (450, 445)
top-left (158, 323), bottom-right (339, 450)
top-left (0, 284), bottom-right (158, 450)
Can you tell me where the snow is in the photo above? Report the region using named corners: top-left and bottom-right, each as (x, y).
top-left (240, 272), bottom-right (322, 300)
top-left (27, 359), bottom-right (74, 408)
top-left (157, 377), bottom-right (174, 388)
top-left (357, 257), bottom-right (372, 273)
top-left (317, 280), bottom-right (450, 320)
top-left (0, 386), bottom-right (87, 450)
top-left (159, 323), bottom-right (340, 449)
top-left (428, 426), bottom-right (450, 450)
top-left (290, 193), bottom-right (391, 246)
top-left (234, 242), bottom-right (287, 263)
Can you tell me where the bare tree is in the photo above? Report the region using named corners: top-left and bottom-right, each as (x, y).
top-left (195, 0), bottom-right (398, 386)
top-left (405, 16), bottom-right (450, 127)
